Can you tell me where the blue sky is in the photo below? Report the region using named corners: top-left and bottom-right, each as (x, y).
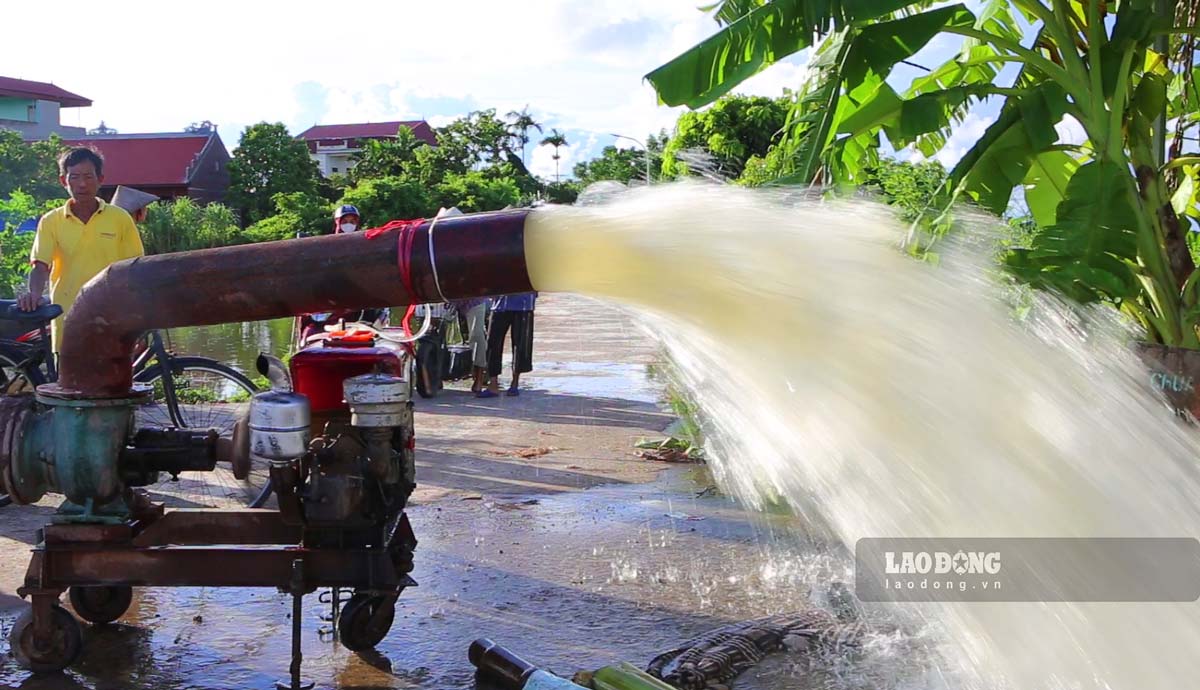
top-left (3, 0), bottom-right (791, 179)
top-left (5, 0), bottom-right (1083, 181)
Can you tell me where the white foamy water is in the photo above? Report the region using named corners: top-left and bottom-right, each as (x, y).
top-left (524, 182), bottom-right (1200, 689)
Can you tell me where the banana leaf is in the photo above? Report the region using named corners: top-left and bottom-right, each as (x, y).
top-left (646, 0), bottom-right (919, 108)
top-left (950, 82), bottom-right (1069, 215)
top-left (1022, 150), bottom-right (1080, 227)
top-left (1005, 160), bottom-right (1141, 304)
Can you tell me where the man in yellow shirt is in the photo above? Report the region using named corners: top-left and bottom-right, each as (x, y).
top-left (18, 147), bottom-right (145, 351)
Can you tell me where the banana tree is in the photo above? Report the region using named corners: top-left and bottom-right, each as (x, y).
top-left (647, 0), bottom-right (1200, 348)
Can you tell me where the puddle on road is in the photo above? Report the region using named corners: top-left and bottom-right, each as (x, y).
top-left (523, 360), bottom-right (659, 404)
top-left (0, 472), bottom-right (931, 690)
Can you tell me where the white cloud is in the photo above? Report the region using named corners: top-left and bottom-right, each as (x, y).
top-left (737, 56), bottom-right (813, 97)
top-left (3, 0), bottom-right (728, 153)
top-left (307, 87), bottom-right (418, 130)
top-left (931, 112), bottom-right (997, 167)
top-left (898, 110), bottom-right (998, 167)
top-left (1055, 115), bottom-right (1089, 147)
top-left (530, 141), bottom-right (581, 181)
top-left (426, 114), bottom-right (458, 128)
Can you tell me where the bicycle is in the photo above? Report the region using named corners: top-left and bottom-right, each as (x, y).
top-left (0, 299), bottom-right (267, 509)
top-left (408, 303), bottom-right (480, 399)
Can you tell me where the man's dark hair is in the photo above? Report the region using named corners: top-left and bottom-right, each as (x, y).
top-left (58, 147), bottom-right (104, 177)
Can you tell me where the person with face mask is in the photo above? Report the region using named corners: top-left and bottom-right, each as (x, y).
top-left (333, 204), bottom-right (361, 234)
top-left (297, 204), bottom-right (382, 339)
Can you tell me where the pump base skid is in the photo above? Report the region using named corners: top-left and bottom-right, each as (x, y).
top-left (14, 504), bottom-right (416, 672)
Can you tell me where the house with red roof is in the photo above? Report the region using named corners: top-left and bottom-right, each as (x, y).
top-left (0, 76), bottom-right (91, 140)
top-left (62, 126), bottom-right (231, 204)
top-left (297, 120), bottom-right (436, 177)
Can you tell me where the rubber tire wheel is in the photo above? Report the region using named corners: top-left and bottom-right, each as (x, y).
top-left (337, 594), bottom-right (395, 652)
top-left (9, 604), bottom-right (83, 673)
top-left (69, 585), bottom-right (133, 625)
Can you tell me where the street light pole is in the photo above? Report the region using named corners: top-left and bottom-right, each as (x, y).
top-left (610, 133), bottom-right (652, 186)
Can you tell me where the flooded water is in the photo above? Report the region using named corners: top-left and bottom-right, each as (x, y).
top-left (524, 183), bottom-right (1200, 689)
top-left (165, 318), bottom-right (293, 376)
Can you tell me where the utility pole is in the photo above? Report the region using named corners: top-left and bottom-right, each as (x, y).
top-left (610, 134), bottom-right (652, 185)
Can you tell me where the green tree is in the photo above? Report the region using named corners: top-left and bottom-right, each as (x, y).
top-left (194, 202), bottom-right (241, 248)
top-left (860, 160), bottom-right (950, 223)
top-left (659, 94), bottom-right (790, 180)
top-left (489, 153), bottom-right (541, 199)
top-left (140, 198), bottom-right (243, 253)
top-left (438, 109), bottom-right (517, 168)
top-left (338, 177), bottom-right (435, 227)
top-left (404, 110), bottom-right (515, 187)
top-left (313, 107), bottom-right (553, 216)
top-left (408, 144), bottom-right (465, 186)
top-left (542, 181), bottom-right (581, 204)
top-left (506, 106), bottom-right (543, 166)
top-left (433, 171), bottom-right (521, 213)
top-left (574, 145), bottom-right (646, 186)
top-left (316, 173), bottom-right (347, 203)
top-left (241, 192), bottom-right (331, 244)
top-left (0, 130), bottom-right (66, 202)
top-left (0, 229), bottom-right (34, 299)
top-left (349, 127), bottom-right (426, 183)
top-left (647, 0), bottom-right (1200, 347)
top-left (0, 190), bottom-right (62, 230)
top-left (359, 110), bottom-right (540, 200)
top-left (539, 129), bottom-right (569, 183)
top-left (0, 191), bottom-right (62, 297)
top-left (227, 123), bottom-right (321, 225)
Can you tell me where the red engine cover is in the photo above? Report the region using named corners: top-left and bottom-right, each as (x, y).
top-left (290, 346), bottom-right (405, 412)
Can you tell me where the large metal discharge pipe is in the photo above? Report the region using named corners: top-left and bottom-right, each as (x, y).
top-left (59, 209), bottom-right (533, 397)
top-left (0, 210), bottom-right (534, 507)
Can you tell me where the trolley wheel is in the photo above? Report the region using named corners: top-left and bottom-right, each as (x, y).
top-left (337, 594), bottom-right (395, 651)
top-left (69, 585), bottom-right (133, 624)
top-left (9, 604), bottom-right (83, 672)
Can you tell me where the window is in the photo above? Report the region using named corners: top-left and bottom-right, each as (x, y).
top-left (26, 103), bottom-right (37, 122)
top-left (332, 167), bottom-right (339, 173)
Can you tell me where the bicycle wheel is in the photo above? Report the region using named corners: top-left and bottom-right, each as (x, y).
top-left (0, 343), bottom-right (45, 396)
top-left (133, 357), bottom-right (271, 509)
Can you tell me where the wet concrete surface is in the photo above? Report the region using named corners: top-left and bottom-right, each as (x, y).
top-left (0, 295), bottom-right (909, 689)
top-left (0, 473), bottom-right (868, 690)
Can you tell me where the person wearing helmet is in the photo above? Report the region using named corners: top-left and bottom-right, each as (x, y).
top-left (333, 204), bottom-right (361, 234)
top-left (297, 203), bottom-right (383, 339)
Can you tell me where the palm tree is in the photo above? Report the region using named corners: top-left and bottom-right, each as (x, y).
top-left (506, 106), bottom-right (543, 166)
top-left (540, 129), bottom-right (569, 183)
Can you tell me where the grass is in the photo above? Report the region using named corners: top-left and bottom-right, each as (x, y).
top-left (152, 373), bottom-right (267, 405)
top-left (639, 360), bottom-right (707, 462)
